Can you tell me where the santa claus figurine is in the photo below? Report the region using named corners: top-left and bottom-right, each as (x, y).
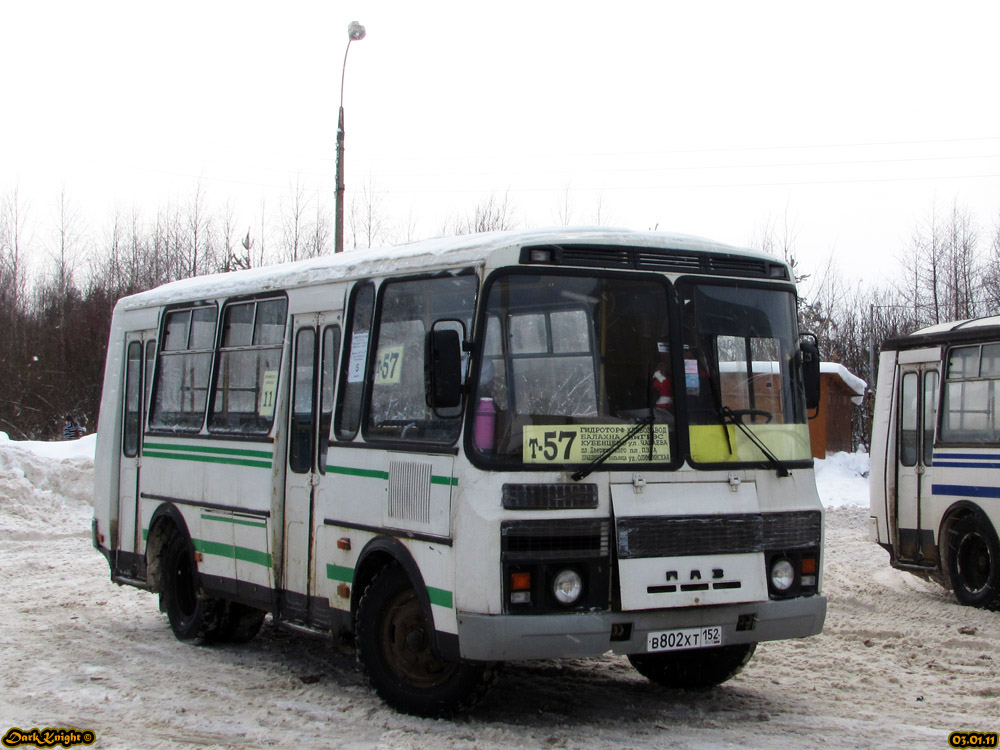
top-left (652, 356), bottom-right (674, 410)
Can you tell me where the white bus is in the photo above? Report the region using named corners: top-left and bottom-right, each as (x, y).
top-left (93, 228), bottom-right (826, 716)
top-left (870, 317), bottom-right (1000, 610)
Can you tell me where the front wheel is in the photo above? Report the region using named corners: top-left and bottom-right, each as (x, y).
top-left (355, 563), bottom-right (497, 717)
top-left (947, 512), bottom-right (1000, 610)
top-left (628, 643), bottom-right (756, 690)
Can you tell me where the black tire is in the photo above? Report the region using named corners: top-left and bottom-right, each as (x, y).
top-left (355, 563), bottom-right (497, 717)
top-left (160, 532), bottom-right (225, 643)
top-left (946, 512), bottom-right (1000, 610)
top-left (628, 643), bottom-right (756, 690)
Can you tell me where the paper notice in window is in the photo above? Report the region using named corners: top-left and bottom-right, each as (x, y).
top-left (347, 332), bottom-right (369, 383)
top-left (522, 424), bottom-right (671, 464)
top-left (259, 370), bottom-right (279, 417)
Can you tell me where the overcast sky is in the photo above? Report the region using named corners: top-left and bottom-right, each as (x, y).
top-left (4, 1), bottom-right (1000, 285)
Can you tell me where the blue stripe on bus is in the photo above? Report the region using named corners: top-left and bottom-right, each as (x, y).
top-left (932, 484), bottom-right (1000, 499)
top-left (933, 461), bottom-right (1000, 469)
top-left (934, 452), bottom-right (1000, 460)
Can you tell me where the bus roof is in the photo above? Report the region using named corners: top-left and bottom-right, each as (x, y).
top-left (117, 226), bottom-right (782, 312)
top-left (883, 315), bottom-right (1000, 351)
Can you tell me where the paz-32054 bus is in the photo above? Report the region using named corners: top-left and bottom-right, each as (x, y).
top-left (93, 228), bottom-right (826, 716)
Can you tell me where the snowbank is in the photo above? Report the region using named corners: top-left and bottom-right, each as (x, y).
top-left (814, 450), bottom-right (870, 508)
top-left (0, 432), bottom-right (95, 537)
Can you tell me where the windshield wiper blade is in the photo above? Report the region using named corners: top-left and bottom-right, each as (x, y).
top-left (718, 406), bottom-right (790, 478)
top-left (572, 415), bottom-right (654, 481)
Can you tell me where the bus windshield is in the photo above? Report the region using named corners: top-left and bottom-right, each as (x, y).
top-left (470, 272), bottom-right (811, 468)
top-left (679, 280), bottom-right (811, 466)
top-left (471, 272), bottom-right (675, 467)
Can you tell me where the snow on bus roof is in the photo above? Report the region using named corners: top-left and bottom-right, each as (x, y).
top-left (912, 315), bottom-right (1000, 336)
top-left (118, 227), bottom-right (770, 311)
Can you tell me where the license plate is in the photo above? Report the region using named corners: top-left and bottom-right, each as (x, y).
top-left (646, 626), bottom-right (723, 652)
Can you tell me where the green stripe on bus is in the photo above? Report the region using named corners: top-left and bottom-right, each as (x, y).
top-left (427, 587), bottom-right (453, 609)
top-left (143, 450), bottom-right (272, 469)
top-left (143, 442), bottom-right (273, 460)
top-left (325, 565), bottom-right (452, 608)
top-left (326, 464), bottom-right (457, 487)
top-left (191, 538), bottom-right (272, 568)
top-left (327, 564), bottom-right (354, 583)
top-left (325, 465), bottom-right (390, 480)
top-left (201, 513), bottom-right (267, 529)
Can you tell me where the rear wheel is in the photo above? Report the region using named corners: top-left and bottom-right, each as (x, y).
top-left (355, 563), bottom-right (497, 717)
top-left (947, 512), bottom-right (1000, 610)
top-left (160, 532), bottom-right (225, 643)
top-left (628, 643), bottom-right (756, 690)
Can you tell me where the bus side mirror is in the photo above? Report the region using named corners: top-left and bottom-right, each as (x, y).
top-left (800, 337), bottom-right (821, 411)
top-left (427, 327), bottom-right (463, 409)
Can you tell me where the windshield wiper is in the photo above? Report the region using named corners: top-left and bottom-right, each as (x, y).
top-left (572, 415), bottom-right (654, 481)
top-left (718, 406), bottom-right (790, 477)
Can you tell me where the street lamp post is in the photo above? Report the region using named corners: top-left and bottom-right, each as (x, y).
top-left (335, 20), bottom-right (366, 253)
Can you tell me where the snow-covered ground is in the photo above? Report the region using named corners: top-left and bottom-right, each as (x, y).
top-left (1, 439), bottom-right (997, 749)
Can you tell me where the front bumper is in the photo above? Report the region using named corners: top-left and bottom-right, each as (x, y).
top-left (456, 594), bottom-right (826, 661)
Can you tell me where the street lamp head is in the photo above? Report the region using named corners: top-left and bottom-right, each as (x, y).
top-left (348, 21), bottom-right (366, 41)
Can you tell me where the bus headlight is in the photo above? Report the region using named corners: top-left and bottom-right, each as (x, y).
top-left (552, 569), bottom-right (583, 605)
top-left (770, 559), bottom-right (795, 591)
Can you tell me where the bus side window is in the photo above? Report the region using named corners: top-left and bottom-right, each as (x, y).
top-left (336, 283), bottom-right (375, 440)
top-left (922, 370), bottom-right (938, 465)
top-left (149, 306), bottom-right (218, 432)
top-left (899, 371), bottom-right (918, 467)
top-left (318, 325), bottom-right (341, 472)
top-left (123, 341), bottom-right (143, 457)
top-left (366, 272), bottom-right (478, 443)
top-left (208, 297), bottom-right (288, 435)
top-left (289, 328), bottom-right (317, 474)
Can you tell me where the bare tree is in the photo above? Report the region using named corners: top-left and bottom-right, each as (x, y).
top-left (590, 191), bottom-right (616, 226)
top-left (306, 192), bottom-right (332, 258)
top-left (348, 175), bottom-right (392, 249)
top-left (0, 184), bottom-right (31, 316)
top-left (450, 191), bottom-right (517, 235)
top-left (749, 209), bottom-right (806, 284)
top-left (280, 176), bottom-right (310, 262)
top-left (982, 210), bottom-right (1000, 309)
top-left (187, 181), bottom-right (210, 277)
top-left (50, 187), bottom-right (83, 299)
top-left (896, 202), bottom-right (985, 328)
top-left (554, 183), bottom-right (575, 226)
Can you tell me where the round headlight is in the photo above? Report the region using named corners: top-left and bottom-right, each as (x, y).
top-left (552, 569), bottom-right (583, 605)
top-left (770, 559), bottom-right (795, 591)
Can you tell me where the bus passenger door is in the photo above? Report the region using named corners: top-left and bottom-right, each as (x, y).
top-left (117, 332), bottom-right (156, 577)
top-left (895, 365), bottom-right (938, 563)
top-left (282, 314), bottom-right (341, 624)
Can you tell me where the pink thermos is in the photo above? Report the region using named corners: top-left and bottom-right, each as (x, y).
top-left (474, 397), bottom-right (495, 451)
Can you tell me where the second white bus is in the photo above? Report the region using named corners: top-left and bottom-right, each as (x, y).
top-left (870, 316), bottom-right (1000, 610)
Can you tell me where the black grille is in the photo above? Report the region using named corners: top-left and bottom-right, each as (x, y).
top-left (616, 511), bottom-right (820, 559)
top-left (502, 483), bottom-right (599, 510)
top-left (521, 244), bottom-right (788, 280)
top-left (501, 519), bottom-right (609, 561)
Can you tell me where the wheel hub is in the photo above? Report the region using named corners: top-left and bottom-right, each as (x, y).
top-left (380, 589), bottom-right (456, 688)
top-left (956, 531), bottom-right (991, 594)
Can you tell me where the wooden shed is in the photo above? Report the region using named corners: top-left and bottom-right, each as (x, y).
top-left (808, 363), bottom-right (866, 459)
